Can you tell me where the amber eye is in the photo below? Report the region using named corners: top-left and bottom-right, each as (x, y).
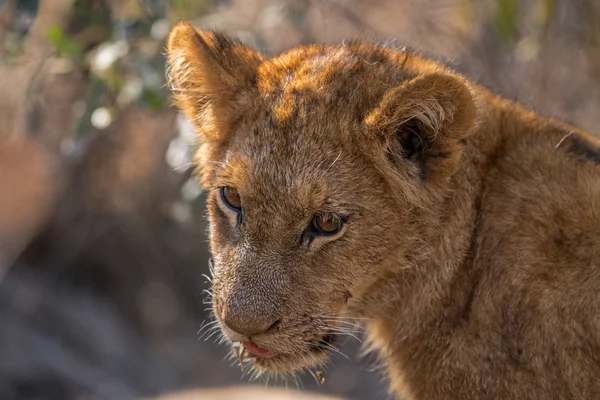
top-left (220, 186), bottom-right (242, 211)
top-left (310, 213), bottom-right (343, 236)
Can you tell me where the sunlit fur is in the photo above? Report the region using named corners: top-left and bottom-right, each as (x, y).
top-left (168, 21), bottom-right (600, 400)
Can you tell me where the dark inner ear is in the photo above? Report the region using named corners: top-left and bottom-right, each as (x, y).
top-left (397, 119), bottom-right (425, 161)
top-left (395, 119), bottom-right (451, 180)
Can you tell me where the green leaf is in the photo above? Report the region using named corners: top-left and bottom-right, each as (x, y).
top-left (47, 25), bottom-right (83, 59)
top-left (495, 0), bottom-right (518, 43)
top-left (141, 87), bottom-right (166, 111)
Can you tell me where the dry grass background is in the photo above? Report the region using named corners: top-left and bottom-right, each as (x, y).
top-left (0, 0), bottom-right (599, 399)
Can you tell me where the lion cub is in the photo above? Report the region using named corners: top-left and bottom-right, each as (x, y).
top-left (167, 21), bottom-right (600, 400)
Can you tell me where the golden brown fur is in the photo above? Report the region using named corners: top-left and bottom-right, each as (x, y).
top-left (166, 21), bottom-right (600, 399)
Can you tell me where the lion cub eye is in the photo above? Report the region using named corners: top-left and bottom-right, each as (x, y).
top-left (220, 186), bottom-right (242, 211)
top-left (310, 213), bottom-right (343, 236)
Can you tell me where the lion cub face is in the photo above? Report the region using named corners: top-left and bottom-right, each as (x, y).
top-left (167, 23), bottom-right (475, 375)
top-left (204, 118), bottom-right (397, 374)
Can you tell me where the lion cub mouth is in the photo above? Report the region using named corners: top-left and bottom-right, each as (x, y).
top-left (243, 340), bottom-right (278, 358)
top-left (233, 330), bottom-right (336, 365)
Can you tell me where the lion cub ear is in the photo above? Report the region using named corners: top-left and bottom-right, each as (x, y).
top-left (364, 72), bottom-right (476, 186)
top-left (166, 21), bottom-right (263, 141)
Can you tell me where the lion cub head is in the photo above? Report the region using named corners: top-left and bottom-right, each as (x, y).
top-left (167, 22), bottom-right (476, 376)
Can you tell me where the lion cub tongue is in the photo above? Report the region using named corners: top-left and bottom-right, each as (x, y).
top-left (243, 341), bottom-right (278, 358)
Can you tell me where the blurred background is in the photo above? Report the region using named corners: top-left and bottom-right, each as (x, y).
top-left (1, 0), bottom-right (599, 399)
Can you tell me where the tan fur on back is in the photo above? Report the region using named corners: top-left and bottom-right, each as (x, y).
top-left (166, 21), bottom-right (600, 399)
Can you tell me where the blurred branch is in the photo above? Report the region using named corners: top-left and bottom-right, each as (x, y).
top-left (0, 136), bottom-right (59, 279)
top-left (22, 0), bottom-right (73, 58)
top-left (0, 0), bottom-right (79, 279)
top-left (0, 0), bottom-right (74, 139)
top-left (0, 0), bottom-right (16, 55)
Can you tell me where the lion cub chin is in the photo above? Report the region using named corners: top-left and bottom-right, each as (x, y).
top-left (167, 21), bottom-right (600, 400)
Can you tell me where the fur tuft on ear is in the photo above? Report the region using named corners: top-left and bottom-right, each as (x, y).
top-left (364, 72), bottom-right (476, 185)
top-left (166, 21), bottom-right (264, 141)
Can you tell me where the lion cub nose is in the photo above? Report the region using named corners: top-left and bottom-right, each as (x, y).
top-left (222, 297), bottom-right (280, 337)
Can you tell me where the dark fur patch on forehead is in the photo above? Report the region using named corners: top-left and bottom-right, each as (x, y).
top-left (567, 135), bottom-right (600, 166)
top-left (557, 130), bottom-right (600, 166)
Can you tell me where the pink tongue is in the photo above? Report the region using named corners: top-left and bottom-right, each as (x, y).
top-left (243, 341), bottom-right (278, 358)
